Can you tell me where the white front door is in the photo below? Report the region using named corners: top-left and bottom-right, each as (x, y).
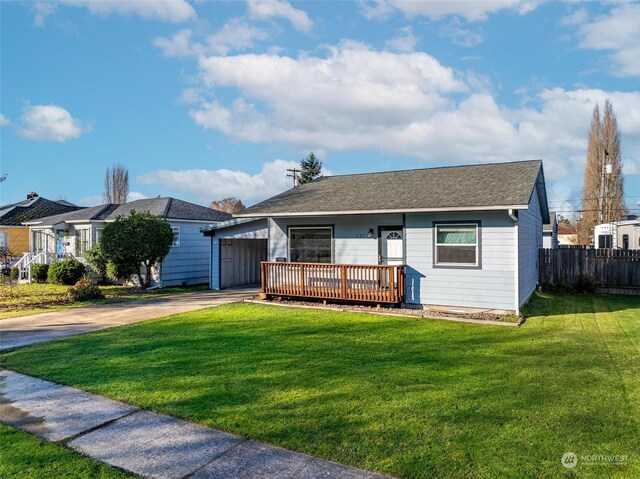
top-left (380, 228), bottom-right (404, 265)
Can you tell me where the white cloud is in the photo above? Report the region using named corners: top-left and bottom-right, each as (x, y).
top-left (361, 0), bottom-right (542, 22)
top-left (78, 191), bottom-right (148, 206)
top-left (31, 2), bottom-right (57, 26)
top-left (154, 20), bottom-right (269, 58)
top-left (154, 29), bottom-right (204, 57)
top-left (248, 0), bottom-right (313, 32)
top-left (183, 42), bottom-right (640, 188)
top-left (0, 114), bottom-right (10, 127)
top-left (385, 26), bottom-right (418, 53)
top-left (573, 3), bottom-right (640, 77)
top-left (61, 0), bottom-right (196, 23)
top-left (18, 105), bottom-right (91, 142)
top-left (77, 194), bottom-right (103, 207)
top-left (207, 18), bottom-right (269, 55)
top-left (137, 159), bottom-right (305, 204)
top-left (439, 21), bottom-right (484, 47)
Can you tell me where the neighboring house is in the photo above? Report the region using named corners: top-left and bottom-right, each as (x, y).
top-left (593, 219), bottom-right (640, 249)
top-left (558, 225), bottom-right (578, 247)
top-left (203, 160), bottom-right (549, 314)
top-left (20, 197), bottom-right (230, 285)
top-left (0, 192), bottom-right (81, 256)
top-left (542, 211), bottom-right (558, 249)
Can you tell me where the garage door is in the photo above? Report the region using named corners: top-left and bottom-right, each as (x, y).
top-left (220, 239), bottom-right (268, 289)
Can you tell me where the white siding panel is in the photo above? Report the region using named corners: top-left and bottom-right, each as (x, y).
top-left (518, 188), bottom-right (543, 307)
top-left (405, 211), bottom-right (517, 311)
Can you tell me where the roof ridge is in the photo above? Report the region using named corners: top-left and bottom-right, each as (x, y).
top-left (319, 159), bottom-right (542, 180)
top-left (162, 197), bottom-right (172, 218)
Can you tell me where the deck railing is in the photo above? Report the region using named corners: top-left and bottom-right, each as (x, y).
top-left (260, 262), bottom-right (406, 304)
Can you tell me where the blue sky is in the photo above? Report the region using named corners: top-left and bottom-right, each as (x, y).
top-left (1, 0), bottom-right (639, 217)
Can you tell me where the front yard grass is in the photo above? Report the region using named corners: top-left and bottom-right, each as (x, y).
top-left (0, 282), bottom-right (208, 319)
top-left (2, 292), bottom-right (639, 479)
top-left (0, 424), bottom-right (134, 478)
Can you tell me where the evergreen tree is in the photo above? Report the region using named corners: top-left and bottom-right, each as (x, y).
top-left (578, 100), bottom-right (625, 245)
top-left (299, 152), bottom-right (322, 185)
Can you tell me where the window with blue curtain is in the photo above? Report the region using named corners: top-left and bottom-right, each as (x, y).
top-left (435, 224), bottom-right (478, 265)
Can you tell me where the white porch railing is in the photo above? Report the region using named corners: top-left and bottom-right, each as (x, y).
top-left (15, 252), bottom-right (77, 283)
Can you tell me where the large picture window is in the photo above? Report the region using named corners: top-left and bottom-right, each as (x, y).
top-left (435, 224), bottom-right (479, 266)
top-left (289, 227), bottom-right (332, 263)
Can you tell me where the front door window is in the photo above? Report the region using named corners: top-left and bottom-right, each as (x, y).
top-left (380, 228), bottom-right (403, 265)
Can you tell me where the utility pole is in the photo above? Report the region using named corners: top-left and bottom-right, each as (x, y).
top-left (286, 168), bottom-right (301, 189)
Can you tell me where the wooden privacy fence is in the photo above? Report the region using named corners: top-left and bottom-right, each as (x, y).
top-left (539, 248), bottom-right (640, 293)
top-left (261, 262), bottom-right (406, 304)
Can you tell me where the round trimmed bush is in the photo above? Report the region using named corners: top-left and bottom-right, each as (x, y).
top-left (67, 274), bottom-right (104, 302)
top-left (30, 263), bottom-right (49, 283)
top-left (47, 259), bottom-right (86, 285)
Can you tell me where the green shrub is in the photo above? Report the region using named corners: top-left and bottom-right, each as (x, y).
top-left (85, 244), bottom-right (108, 281)
top-left (9, 267), bottom-right (19, 280)
top-left (106, 261), bottom-right (138, 283)
top-left (48, 259), bottom-right (86, 285)
top-left (67, 274), bottom-right (104, 302)
top-left (30, 263), bottom-right (49, 283)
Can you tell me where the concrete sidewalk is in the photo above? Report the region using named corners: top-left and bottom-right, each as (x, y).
top-left (0, 288), bottom-right (256, 351)
top-left (0, 370), bottom-right (391, 479)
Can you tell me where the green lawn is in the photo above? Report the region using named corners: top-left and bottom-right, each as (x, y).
top-left (0, 424), bottom-right (134, 478)
top-left (0, 283), bottom-right (208, 319)
top-left (2, 292), bottom-right (638, 479)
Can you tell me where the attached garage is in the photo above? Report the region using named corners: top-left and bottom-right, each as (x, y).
top-left (219, 238), bottom-right (267, 288)
top-left (202, 218), bottom-right (269, 290)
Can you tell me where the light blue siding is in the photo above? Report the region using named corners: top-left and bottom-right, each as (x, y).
top-left (269, 214), bottom-right (403, 264)
top-left (405, 211), bottom-right (517, 311)
top-left (210, 237), bottom-right (220, 290)
top-left (159, 221), bottom-right (210, 286)
top-left (518, 188), bottom-right (543, 307)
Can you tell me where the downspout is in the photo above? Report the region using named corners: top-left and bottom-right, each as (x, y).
top-left (509, 209), bottom-right (520, 316)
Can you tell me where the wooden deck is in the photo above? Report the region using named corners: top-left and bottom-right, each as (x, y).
top-left (260, 262), bottom-right (406, 304)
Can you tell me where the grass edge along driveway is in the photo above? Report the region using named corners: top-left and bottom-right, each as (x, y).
top-left (0, 283), bottom-right (208, 320)
top-left (2, 292), bottom-right (639, 479)
top-left (0, 424), bottom-right (134, 479)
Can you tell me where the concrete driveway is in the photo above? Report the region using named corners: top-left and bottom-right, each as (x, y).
top-left (0, 288), bottom-right (257, 351)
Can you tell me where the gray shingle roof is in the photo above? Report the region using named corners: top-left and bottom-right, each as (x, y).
top-left (24, 197), bottom-right (230, 226)
top-left (543, 212), bottom-right (557, 232)
top-left (239, 160), bottom-right (548, 219)
top-left (0, 197), bottom-right (82, 226)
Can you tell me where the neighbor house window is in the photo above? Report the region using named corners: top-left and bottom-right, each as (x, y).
top-left (76, 229), bottom-right (90, 257)
top-left (435, 224), bottom-right (479, 266)
top-left (171, 227), bottom-right (180, 247)
top-left (95, 228), bottom-right (104, 244)
top-left (289, 227), bottom-right (332, 263)
top-left (598, 234), bottom-right (612, 249)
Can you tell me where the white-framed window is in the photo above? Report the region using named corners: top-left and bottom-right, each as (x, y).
top-left (33, 230), bottom-right (48, 253)
top-left (171, 227), bottom-right (180, 247)
top-left (435, 223), bottom-right (479, 266)
top-left (289, 227), bottom-right (333, 263)
top-left (76, 228), bottom-right (90, 257)
top-left (95, 228), bottom-right (104, 244)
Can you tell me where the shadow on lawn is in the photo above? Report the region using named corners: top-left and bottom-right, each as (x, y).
top-left (522, 290), bottom-right (640, 318)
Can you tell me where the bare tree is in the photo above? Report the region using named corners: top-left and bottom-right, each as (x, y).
top-left (104, 164), bottom-right (129, 204)
top-left (210, 197), bottom-right (245, 214)
top-left (578, 100), bottom-right (625, 244)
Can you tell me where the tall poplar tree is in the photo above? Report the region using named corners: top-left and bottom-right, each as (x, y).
top-left (578, 100), bottom-right (625, 244)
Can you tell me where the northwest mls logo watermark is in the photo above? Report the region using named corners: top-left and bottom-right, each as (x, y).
top-left (562, 452), bottom-right (629, 469)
